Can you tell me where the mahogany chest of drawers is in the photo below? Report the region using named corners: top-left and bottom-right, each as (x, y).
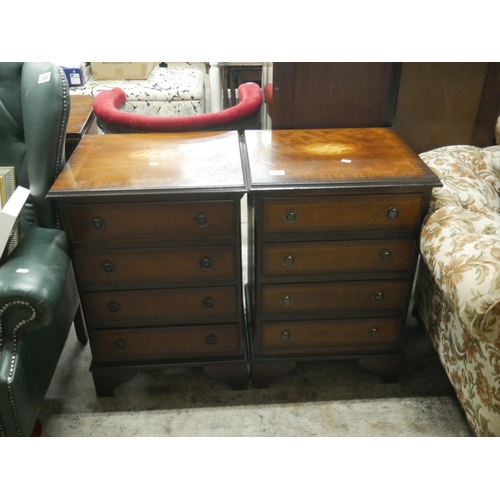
top-left (242, 128), bottom-right (441, 386)
top-left (49, 132), bottom-right (248, 395)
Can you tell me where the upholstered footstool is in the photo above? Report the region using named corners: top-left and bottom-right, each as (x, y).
top-left (70, 64), bottom-right (205, 116)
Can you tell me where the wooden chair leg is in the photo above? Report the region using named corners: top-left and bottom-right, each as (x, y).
top-left (31, 418), bottom-right (43, 437)
top-left (73, 303), bottom-right (88, 345)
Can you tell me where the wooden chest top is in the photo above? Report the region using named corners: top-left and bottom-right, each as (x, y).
top-left (50, 131), bottom-right (246, 197)
top-left (243, 128), bottom-right (441, 190)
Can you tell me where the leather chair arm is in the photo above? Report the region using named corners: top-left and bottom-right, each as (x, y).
top-left (0, 226), bottom-right (70, 333)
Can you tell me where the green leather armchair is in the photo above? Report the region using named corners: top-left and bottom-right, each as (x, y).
top-left (0, 62), bottom-right (87, 437)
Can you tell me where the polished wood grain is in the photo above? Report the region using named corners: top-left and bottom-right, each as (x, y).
top-left (261, 280), bottom-right (408, 315)
top-left (271, 63), bottom-right (401, 129)
top-left (394, 63), bottom-right (489, 153)
top-left (92, 324), bottom-right (241, 362)
top-left (66, 200), bottom-right (235, 243)
top-left (66, 96), bottom-right (97, 160)
top-left (260, 317), bottom-right (401, 355)
top-left (262, 239), bottom-right (416, 277)
top-left (245, 128), bottom-right (441, 384)
top-left (262, 194), bottom-right (423, 233)
top-left (68, 95), bottom-right (96, 137)
top-left (52, 132), bottom-right (245, 196)
top-left (85, 286), bottom-right (238, 327)
top-left (74, 245), bottom-right (236, 286)
top-left (244, 128), bottom-right (440, 188)
top-left (50, 130), bottom-right (247, 395)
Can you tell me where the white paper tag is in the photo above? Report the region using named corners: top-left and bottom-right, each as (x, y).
top-left (69, 72), bottom-right (81, 85)
top-left (16, 269), bottom-right (29, 273)
top-left (269, 170), bottom-right (286, 176)
top-left (38, 72), bottom-right (51, 84)
top-left (341, 159), bottom-right (351, 163)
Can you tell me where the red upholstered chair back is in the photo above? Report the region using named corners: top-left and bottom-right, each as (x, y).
top-left (93, 83), bottom-right (263, 133)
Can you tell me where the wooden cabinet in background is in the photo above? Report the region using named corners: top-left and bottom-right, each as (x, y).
top-left (270, 62), bottom-right (500, 153)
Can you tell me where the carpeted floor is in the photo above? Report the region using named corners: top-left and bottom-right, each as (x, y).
top-left (38, 300), bottom-right (472, 437)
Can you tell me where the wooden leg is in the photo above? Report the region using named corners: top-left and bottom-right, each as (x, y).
top-left (358, 354), bottom-right (402, 383)
top-left (251, 360), bottom-right (297, 388)
top-left (203, 362), bottom-right (250, 390)
top-left (73, 304), bottom-right (88, 345)
top-left (411, 304), bottom-right (423, 325)
top-left (30, 418), bottom-right (43, 437)
top-left (91, 366), bottom-right (138, 397)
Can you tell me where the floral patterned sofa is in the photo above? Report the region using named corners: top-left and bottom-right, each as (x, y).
top-left (414, 141), bottom-right (500, 436)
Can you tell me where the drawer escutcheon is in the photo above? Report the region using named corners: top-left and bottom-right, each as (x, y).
top-left (284, 210), bottom-right (298, 223)
top-left (195, 213), bottom-right (210, 227)
top-left (279, 330), bottom-right (292, 341)
top-left (386, 207), bottom-right (399, 219)
top-left (200, 257), bottom-right (213, 270)
top-left (101, 261), bottom-right (115, 274)
top-left (114, 340), bottom-right (127, 350)
top-left (205, 334), bottom-right (218, 345)
top-left (379, 250), bottom-right (393, 262)
top-left (107, 301), bottom-right (121, 313)
top-left (91, 217), bottom-right (105, 231)
top-left (203, 298), bottom-right (216, 309)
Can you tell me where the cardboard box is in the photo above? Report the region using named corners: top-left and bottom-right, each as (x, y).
top-left (59, 62), bottom-right (92, 86)
top-left (91, 62), bottom-right (156, 80)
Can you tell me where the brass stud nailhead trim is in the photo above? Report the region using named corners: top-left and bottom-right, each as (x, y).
top-left (0, 300), bottom-right (37, 436)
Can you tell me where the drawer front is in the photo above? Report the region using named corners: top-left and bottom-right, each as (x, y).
top-left (92, 324), bottom-right (242, 362)
top-left (262, 194), bottom-right (423, 234)
top-left (66, 200), bottom-right (235, 242)
top-left (261, 280), bottom-right (408, 315)
top-left (75, 245), bottom-right (236, 286)
top-left (85, 286), bottom-right (238, 327)
top-left (259, 317), bottom-right (401, 355)
top-left (262, 239), bottom-right (416, 277)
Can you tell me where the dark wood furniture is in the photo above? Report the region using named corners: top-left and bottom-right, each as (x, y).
top-left (270, 63), bottom-right (401, 130)
top-left (66, 95), bottom-right (97, 160)
top-left (49, 132), bottom-right (248, 396)
top-left (242, 128), bottom-right (441, 387)
top-left (220, 62), bottom-right (263, 109)
top-left (394, 62), bottom-right (500, 153)
top-left (270, 62), bottom-right (500, 153)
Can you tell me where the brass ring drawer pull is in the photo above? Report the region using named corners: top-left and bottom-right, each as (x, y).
top-left (372, 290), bottom-right (384, 301)
top-left (91, 217), bottom-right (105, 230)
top-left (203, 298), bottom-right (216, 309)
top-left (379, 250), bottom-right (393, 262)
top-left (200, 257), bottom-right (213, 270)
top-left (114, 340), bottom-right (127, 350)
top-left (386, 207), bottom-right (399, 219)
top-left (280, 294), bottom-right (293, 306)
top-left (101, 261), bottom-right (115, 274)
top-left (368, 327), bottom-right (380, 337)
top-left (284, 210), bottom-right (298, 223)
top-left (107, 302), bottom-right (121, 313)
top-left (282, 254), bottom-right (295, 266)
top-left (279, 330), bottom-right (291, 341)
top-left (195, 213), bottom-right (209, 227)
top-left (205, 334), bottom-right (218, 345)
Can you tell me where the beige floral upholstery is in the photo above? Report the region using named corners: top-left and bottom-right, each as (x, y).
top-left (414, 144), bottom-right (500, 436)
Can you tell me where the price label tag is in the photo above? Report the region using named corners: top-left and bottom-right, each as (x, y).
top-left (38, 72), bottom-right (51, 84)
top-left (269, 170), bottom-right (286, 176)
top-left (69, 72), bottom-right (81, 85)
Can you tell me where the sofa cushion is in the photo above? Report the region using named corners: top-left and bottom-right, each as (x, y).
top-left (420, 145), bottom-right (500, 343)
